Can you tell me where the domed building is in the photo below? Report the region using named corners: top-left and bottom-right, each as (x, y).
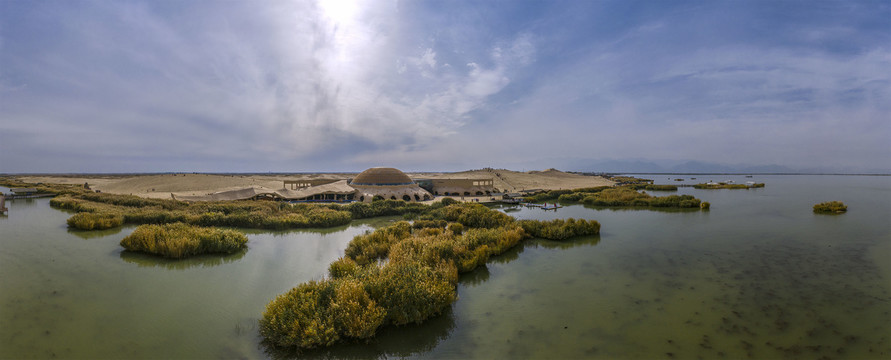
top-left (349, 167), bottom-right (432, 202)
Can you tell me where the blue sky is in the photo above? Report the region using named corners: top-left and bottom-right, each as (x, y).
top-left (1, 0), bottom-right (888, 173)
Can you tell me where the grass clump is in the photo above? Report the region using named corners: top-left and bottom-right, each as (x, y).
top-left (260, 256), bottom-right (456, 349)
top-left (813, 201), bottom-right (847, 214)
top-left (120, 222), bottom-right (247, 258)
top-left (67, 212), bottom-right (124, 230)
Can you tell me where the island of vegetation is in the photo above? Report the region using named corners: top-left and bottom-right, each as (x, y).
top-left (693, 182), bottom-right (765, 189)
top-left (813, 201), bottom-right (847, 214)
top-left (260, 200), bottom-right (601, 349)
top-left (524, 186), bottom-right (703, 208)
top-left (120, 222), bottom-right (248, 258)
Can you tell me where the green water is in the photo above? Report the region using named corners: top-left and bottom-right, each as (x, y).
top-left (2, 175), bottom-right (890, 359)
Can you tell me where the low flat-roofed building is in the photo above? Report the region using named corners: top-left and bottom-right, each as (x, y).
top-left (430, 178), bottom-right (496, 196)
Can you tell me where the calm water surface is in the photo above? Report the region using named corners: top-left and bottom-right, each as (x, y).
top-left (1, 175), bottom-right (889, 359)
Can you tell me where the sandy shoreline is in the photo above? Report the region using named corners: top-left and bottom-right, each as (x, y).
top-left (13, 169), bottom-right (613, 199)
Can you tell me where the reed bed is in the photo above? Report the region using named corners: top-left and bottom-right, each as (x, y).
top-left (67, 212), bottom-right (124, 230)
top-left (581, 187), bottom-right (702, 208)
top-left (529, 185), bottom-right (701, 208)
top-left (260, 203), bottom-right (600, 349)
top-left (120, 222), bottom-right (247, 258)
top-left (519, 218), bottom-right (601, 240)
top-left (50, 193), bottom-right (354, 230)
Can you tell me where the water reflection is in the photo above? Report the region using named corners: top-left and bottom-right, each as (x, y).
top-left (263, 307), bottom-right (457, 360)
top-left (581, 204), bottom-right (701, 213)
top-left (67, 226), bottom-right (125, 239)
top-left (530, 234), bottom-right (601, 249)
top-left (461, 266), bottom-right (491, 286)
top-left (119, 249), bottom-right (248, 269)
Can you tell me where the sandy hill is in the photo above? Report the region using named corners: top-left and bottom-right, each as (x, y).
top-left (417, 168), bottom-right (612, 193)
top-left (18, 169), bottom-right (612, 199)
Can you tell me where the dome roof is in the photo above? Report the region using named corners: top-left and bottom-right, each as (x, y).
top-left (350, 167), bottom-right (415, 186)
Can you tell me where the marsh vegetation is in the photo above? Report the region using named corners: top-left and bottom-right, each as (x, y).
top-left (48, 192), bottom-right (437, 231)
top-left (260, 202), bottom-right (600, 349)
top-left (120, 222), bottom-right (248, 258)
top-left (694, 182), bottom-right (765, 189)
top-left (813, 201), bottom-right (847, 214)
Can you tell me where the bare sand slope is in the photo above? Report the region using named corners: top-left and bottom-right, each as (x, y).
top-left (18, 169), bottom-right (612, 199)
top-left (418, 168), bottom-right (612, 193)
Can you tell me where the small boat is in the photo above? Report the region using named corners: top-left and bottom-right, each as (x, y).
top-left (521, 203), bottom-right (544, 208)
top-left (541, 204), bottom-right (562, 210)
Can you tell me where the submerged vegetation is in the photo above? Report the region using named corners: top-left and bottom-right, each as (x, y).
top-left (120, 222), bottom-right (248, 258)
top-left (260, 202), bottom-right (600, 349)
top-left (813, 201), bottom-right (847, 214)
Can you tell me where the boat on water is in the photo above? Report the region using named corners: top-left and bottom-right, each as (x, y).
top-left (541, 204), bottom-right (563, 210)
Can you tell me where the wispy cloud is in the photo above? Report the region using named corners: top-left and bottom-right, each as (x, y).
top-left (0, 0), bottom-right (887, 172)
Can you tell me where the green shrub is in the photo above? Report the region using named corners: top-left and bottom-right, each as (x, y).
top-left (700, 202), bottom-right (711, 209)
top-left (344, 200), bottom-right (427, 219)
top-left (447, 222), bottom-right (464, 235)
top-left (813, 201), bottom-right (847, 214)
top-left (120, 223), bottom-right (247, 258)
top-left (259, 280), bottom-right (340, 348)
top-left (329, 257), bottom-right (360, 279)
top-left (344, 221), bottom-right (413, 265)
top-left (412, 219), bottom-right (448, 229)
top-left (66, 212), bottom-right (124, 230)
top-left (332, 279), bottom-right (387, 339)
top-left (362, 260), bottom-right (457, 326)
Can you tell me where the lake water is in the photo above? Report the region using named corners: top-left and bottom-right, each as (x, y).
top-left (1, 175), bottom-right (889, 359)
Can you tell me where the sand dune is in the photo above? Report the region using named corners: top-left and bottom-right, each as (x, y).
top-left (19, 169), bottom-right (612, 199)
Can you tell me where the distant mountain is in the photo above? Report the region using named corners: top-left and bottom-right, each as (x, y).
top-left (501, 157), bottom-right (885, 174)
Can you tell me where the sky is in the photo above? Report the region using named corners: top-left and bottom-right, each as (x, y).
top-left (1, 0), bottom-right (889, 173)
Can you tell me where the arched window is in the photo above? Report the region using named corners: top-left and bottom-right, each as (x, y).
top-left (414, 194), bottom-right (420, 201)
top-left (402, 195), bottom-right (411, 201)
top-left (464, 192), bottom-right (471, 196)
top-left (390, 196), bottom-right (397, 200)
